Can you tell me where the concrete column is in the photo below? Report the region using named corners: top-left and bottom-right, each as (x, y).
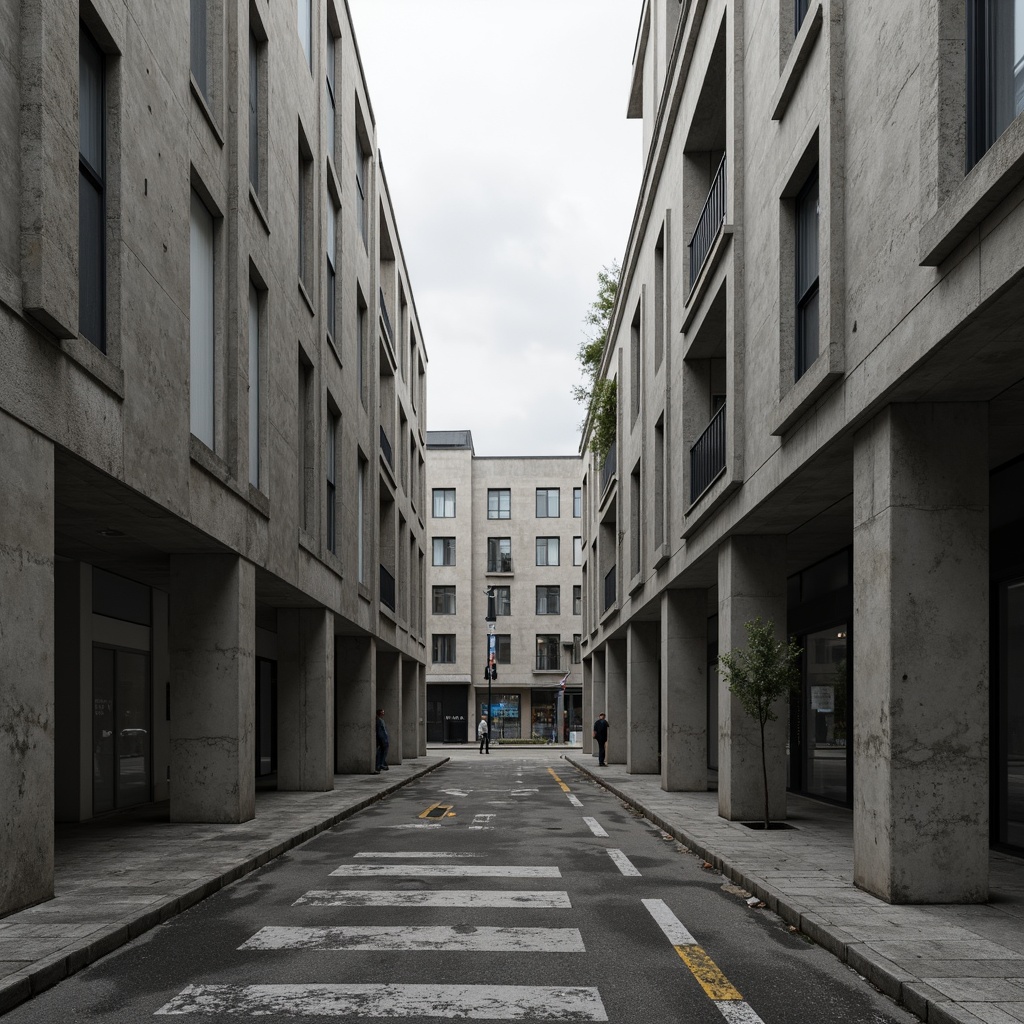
top-left (662, 589), bottom-right (707, 791)
top-left (277, 607), bottom-right (334, 792)
top-left (605, 639), bottom-right (627, 765)
top-left (590, 649), bottom-right (606, 757)
top-left (418, 664), bottom-right (427, 756)
top-left (377, 650), bottom-right (402, 764)
top-left (717, 535), bottom-right (787, 822)
top-left (853, 404), bottom-right (988, 903)
top-left (169, 554), bottom-right (256, 823)
top-left (0, 413), bottom-right (54, 917)
top-left (582, 657), bottom-right (593, 754)
top-left (54, 561), bottom-right (89, 822)
top-left (335, 635), bottom-right (375, 773)
top-left (402, 658), bottom-right (419, 759)
top-left (627, 621), bottom-right (660, 774)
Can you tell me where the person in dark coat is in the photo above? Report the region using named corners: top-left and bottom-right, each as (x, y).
top-left (375, 708), bottom-right (389, 773)
top-left (592, 712), bottom-right (609, 766)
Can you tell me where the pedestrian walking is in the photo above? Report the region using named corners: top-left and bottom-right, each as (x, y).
top-left (592, 712), bottom-right (609, 766)
top-left (375, 708), bottom-right (389, 773)
top-left (477, 714), bottom-right (490, 754)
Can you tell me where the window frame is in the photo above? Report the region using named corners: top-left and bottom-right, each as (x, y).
top-left (79, 24), bottom-right (106, 353)
top-left (487, 537), bottom-right (512, 573)
top-left (431, 585), bottom-right (456, 615)
top-left (794, 168), bottom-right (820, 380)
top-left (487, 488), bottom-right (511, 519)
top-left (189, 188), bottom-right (216, 448)
top-left (573, 585), bottom-right (582, 615)
top-left (536, 536), bottom-right (560, 567)
top-left (326, 407), bottom-right (338, 553)
top-left (535, 634), bottom-right (560, 671)
top-left (535, 487), bottom-right (560, 518)
top-left (573, 487), bottom-right (582, 518)
top-left (494, 585), bottom-right (511, 616)
top-left (431, 633), bottom-right (456, 664)
top-left (432, 488), bottom-right (456, 518)
top-left (432, 536), bottom-right (456, 567)
top-left (535, 585), bottom-right (561, 616)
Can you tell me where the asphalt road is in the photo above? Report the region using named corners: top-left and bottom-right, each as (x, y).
top-left (5, 752), bottom-right (917, 1022)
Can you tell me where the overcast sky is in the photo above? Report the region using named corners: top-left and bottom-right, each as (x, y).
top-left (347, 0), bottom-right (643, 458)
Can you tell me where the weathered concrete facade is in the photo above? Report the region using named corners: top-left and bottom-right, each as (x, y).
top-left (581, 0), bottom-right (1024, 902)
top-left (0, 0), bottom-right (427, 917)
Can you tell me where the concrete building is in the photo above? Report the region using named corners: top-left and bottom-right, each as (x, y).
top-left (0, 0), bottom-right (428, 918)
top-left (425, 432), bottom-right (584, 744)
top-left (581, 0), bottom-right (1024, 903)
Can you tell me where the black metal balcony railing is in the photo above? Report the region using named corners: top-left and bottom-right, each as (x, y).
top-left (379, 288), bottom-right (393, 344)
top-left (380, 564), bottom-right (396, 611)
top-left (600, 443), bottom-right (617, 495)
top-left (688, 155), bottom-right (727, 290)
top-left (689, 402), bottom-right (727, 503)
top-left (379, 424), bottom-right (393, 468)
top-left (603, 565), bottom-right (617, 613)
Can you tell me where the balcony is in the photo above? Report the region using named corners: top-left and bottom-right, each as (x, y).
top-left (603, 565), bottom-right (616, 613)
top-left (600, 444), bottom-right (617, 496)
top-left (689, 402), bottom-right (726, 503)
top-left (379, 564), bottom-right (396, 611)
top-left (379, 425), bottom-right (394, 469)
top-left (688, 155), bottom-right (727, 290)
top-left (379, 288), bottom-right (393, 345)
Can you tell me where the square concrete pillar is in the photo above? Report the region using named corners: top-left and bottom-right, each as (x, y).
top-left (377, 650), bottom-right (402, 764)
top-left (590, 650), bottom-right (607, 755)
top-left (169, 554), bottom-right (256, 823)
top-left (277, 607), bottom-right (334, 792)
top-left (717, 535), bottom-right (788, 822)
top-left (418, 664), bottom-right (427, 756)
top-left (627, 621), bottom-right (660, 774)
top-left (335, 635), bottom-right (375, 773)
top-left (0, 413), bottom-right (54, 916)
top-left (402, 658), bottom-right (419, 759)
top-left (662, 589), bottom-right (708, 791)
top-left (582, 657), bottom-right (594, 754)
top-left (605, 639), bottom-right (627, 765)
top-left (853, 404), bottom-right (989, 903)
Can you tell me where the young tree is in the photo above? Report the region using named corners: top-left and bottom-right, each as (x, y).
top-left (718, 618), bottom-right (802, 829)
top-left (573, 262), bottom-right (620, 461)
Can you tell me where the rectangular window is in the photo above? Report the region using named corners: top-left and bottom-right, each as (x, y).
top-left (573, 487), bottom-right (582, 518)
top-left (536, 536), bottom-right (560, 566)
top-left (494, 585), bottom-right (511, 616)
top-left (357, 454), bottom-right (367, 582)
top-left (247, 283), bottom-right (261, 488)
top-left (190, 0), bottom-right (209, 99)
top-left (248, 29), bottom-right (259, 190)
top-left (298, 144), bottom-right (313, 291)
top-left (432, 536), bottom-right (456, 566)
top-left (496, 634), bottom-right (511, 664)
top-left (432, 585), bottom-right (456, 615)
top-left (488, 488), bottom-right (511, 519)
top-left (572, 634), bottom-right (582, 664)
top-left (297, 0), bottom-right (312, 70)
top-left (630, 303), bottom-right (642, 422)
top-left (795, 170), bottom-right (820, 380)
top-left (536, 488), bottom-right (560, 517)
top-left (189, 189), bottom-right (215, 448)
top-left (795, 0), bottom-right (810, 33)
top-left (298, 354), bottom-right (314, 532)
top-left (536, 634), bottom-right (560, 671)
top-left (326, 409), bottom-right (338, 553)
top-left (431, 634), bottom-right (456, 664)
top-left (326, 29), bottom-right (337, 159)
top-left (432, 488), bottom-right (456, 518)
top-left (536, 585), bottom-right (561, 615)
top-left (355, 130), bottom-right (369, 247)
top-left (573, 536), bottom-right (583, 566)
top-left (79, 25), bottom-right (105, 352)
top-left (967, 0), bottom-right (1024, 167)
top-left (573, 585), bottom-right (582, 615)
top-left (357, 290), bottom-right (367, 407)
top-left (630, 463), bottom-right (641, 578)
top-left (326, 199), bottom-right (337, 341)
top-left (487, 537), bottom-right (512, 573)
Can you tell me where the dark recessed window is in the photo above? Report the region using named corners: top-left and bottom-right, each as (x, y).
top-left (795, 170), bottom-right (820, 380)
top-left (967, 0), bottom-right (1024, 169)
top-left (79, 25), bottom-right (105, 352)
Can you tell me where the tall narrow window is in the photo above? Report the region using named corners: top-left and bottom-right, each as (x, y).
top-left (189, 190), bottom-right (215, 447)
top-left (795, 170), bottom-right (820, 380)
top-left (297, 0), bottom-right (312, 70)
top-left (432, 488), bottom-right (456, 517)
top-left (190, 0), bottom-right (209, 99)
top-left (357, 454), bottom-right (367, 582)
top-left (795, 0), bottom-right (810, 33)
top-left (326, 199), bottom-right (337, 341)
top-left (247, 283), bottom-right (261, 488)
top-left (357, 291), bottom-right (367, 406)
top-left (79, 25), bottom-right (105, 352)
top-left (630, 303), bottom-right (642, 423)
top-left (355, 125), bottom-right (369, 247)
top-left (573, 536), bottom-right (583, 566)
top-left (487, 537), bottom-right (512, 573)
top-left (326, 30), bottom-right (337, 159)
top-left (248, 29), bottom-right (259, 191)
top-left (573, 487), bottom-right (582, 518)
top-left (298, 354), bottom-right (314, 532)
top-left (298, 143), bottom-right (313, 291)
top-left (327, 409), bottom-right (338, 553)
top-left (967, 0), bottom-right (1024, 168)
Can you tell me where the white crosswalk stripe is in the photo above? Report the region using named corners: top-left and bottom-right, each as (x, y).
top-left (353, 851), bottom-right (480, 858)
top-left (607, 849), bottom-right (641, 876)
top-left (567, 794), bottom-right (584, 807)
top-left (330, 863), bottom-right (560, 877)
top-left (239, 925), bottom-right (585, 952)
top-left (294, 889), bottom-right (572, 908)
top-left (583, 816), bottom-right (609, 837)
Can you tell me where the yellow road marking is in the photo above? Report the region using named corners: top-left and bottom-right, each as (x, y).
top-left (546, 768), bottom-right (571, 792)
top-left (418, 803), bottom-right (454, 819)
top-left (674, 944), bottom-right (743, 1001)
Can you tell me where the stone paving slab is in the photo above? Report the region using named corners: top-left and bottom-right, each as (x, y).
top-left (564, 756), bottom-right (1024, 1024)
top-left (0, 757), bottom-right (447, 1017)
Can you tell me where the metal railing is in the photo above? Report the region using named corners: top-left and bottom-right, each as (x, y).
top-left (688, 155), bottom-right (727, 290)
top-left (603, 565), bottom-right (617, 613)
top-left (379, 424), bottom-right (393, 468)
top-left (379, 288), bottom-right (393, 344)
top-left (379, 564), bottom-right (396, 611)
top-left (689, 402), bottom-right (727, 503)
top-left (600, 443), bottom-right (617, 495)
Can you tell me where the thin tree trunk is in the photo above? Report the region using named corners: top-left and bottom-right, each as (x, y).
top-left (760, 715), bottom-right (769, 829)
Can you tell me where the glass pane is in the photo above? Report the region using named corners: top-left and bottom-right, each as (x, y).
top-left (1003, 581), bottom-right (1024, 848)
top-left (79, 175), bottom-right (104, 350)
top-left (802, 625), bottom-right (848, 803)
top-left (796, 174), bottom-right (819, 296)
top-left (92, 647), bottom-right (116, 815)
top-left (79, 28), bottom-right (104, 173)
top-left (298, 0), bottom-right (312, 68)
top-left (189, 190), bottom-right (215, 446)
top-left (116, 651), bottom-right (150, 808)
top-left (190, 0), bottom-right (208, 97)
top-left (798, 286), bottom-right (820, 375)
top-left (248, 284), bottom-right (260, 487)
top-left (249, 32), bottom-right (259, 188)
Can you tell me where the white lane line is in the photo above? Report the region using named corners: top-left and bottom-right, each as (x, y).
top-left (583, 817), bottom-right (609, 837)
top-left (240, 926), bottom-right (585, 952)
top-left (353, 852), bottom-right (480, 858)
top-left (330, 864), bottom-right (561, 877)
top-left (566, 794), bottom-right (584, 808)
top-left (642, 898), bottom-right (698, 945)
top-left (294, 890), bottom-right (572, 909)
top-left (607, 849), bottom-right (641, 876)
top-left (384, 823), bottom-right (443, 829)
top-left (156, 984), bottom-right (609, 1019)
top-left (714, 1001), bottom-right (767, 1023)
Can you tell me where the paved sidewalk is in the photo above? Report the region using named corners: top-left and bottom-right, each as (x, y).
top-left (565, 756), bottom-right (1024, 1024)
top-left (0, 756), bottom-right (447, 1016)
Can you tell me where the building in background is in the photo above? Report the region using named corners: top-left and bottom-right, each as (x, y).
top-left (580, 0), bottom-right (1024, 904)
top-left (425, 432), bottom-right (584, 744)
top-left (0, 0), bottom-right (427, 918)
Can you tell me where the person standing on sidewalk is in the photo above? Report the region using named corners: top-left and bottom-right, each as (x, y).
top-left (375, 709), bottom-right (389, 773)
top-left (477, 713), bottom-right (490, 754)
top-left (592, 712), bottom-right (609, 766)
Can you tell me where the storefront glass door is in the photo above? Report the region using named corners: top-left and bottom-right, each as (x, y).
top-left (800, 625), bottom-right (849, 803)
top-left (997, 579), bottom-right (1024, 851)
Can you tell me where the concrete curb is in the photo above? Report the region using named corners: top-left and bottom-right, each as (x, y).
top-left (0, 758), bottom-right (449, 1017)
top-left (563, 756), bottom-right (955, 1024)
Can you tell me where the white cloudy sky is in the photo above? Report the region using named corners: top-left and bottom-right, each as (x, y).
top-left (347, 0), bottom-right (643, 457)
